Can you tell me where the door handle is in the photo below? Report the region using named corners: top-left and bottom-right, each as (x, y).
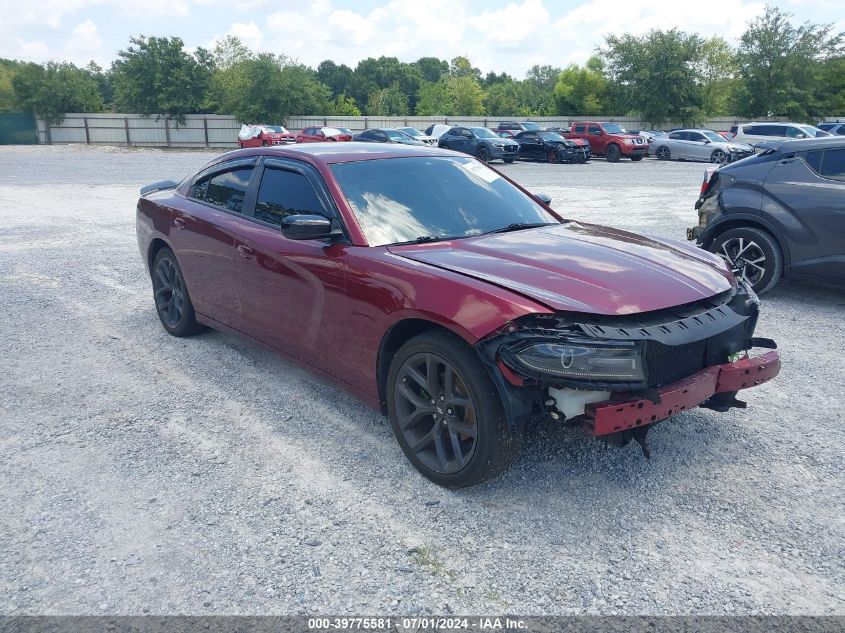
top-left (237, 244), bottom-right (254, 259)
top-left (173, 217), bottom-right (186, 230)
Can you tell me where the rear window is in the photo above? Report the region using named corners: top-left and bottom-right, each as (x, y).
top-left (192, 166), bottom-right (254, 214)
top-left (805, 148), bottom-right (845, 181)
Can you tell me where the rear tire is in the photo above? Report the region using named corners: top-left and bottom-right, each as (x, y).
top-left (709, 227), bottom-right (783, 294)
top-left (151, 247), bottom-right (204, 337)
top-left (386, 329), bottom-right (522, 488)
top-left (606, 144), bottom-right (621, 162)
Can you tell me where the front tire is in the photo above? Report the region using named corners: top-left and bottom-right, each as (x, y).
top-left (655, 145), bottom-right (671, 160)
top-left (606, 144), bottom-right (621, 162)
top-left (630, 154), bottom-right (644, 161)
top-left (710, 149), bottom-right (728, 164)
top-left (152, 247), bottom-right (203, 337)
top-left (709, 226), bottom-right (783, 294)
top-left (477, 147), bottom-right (491, 163)
top-left (386, 330), bottom-right (522, 488)
top-left (503, 158), bottom-right (515, 164)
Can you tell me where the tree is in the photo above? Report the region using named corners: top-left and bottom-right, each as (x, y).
top-left (525, 64), bottom-right (560, 92)
top-left (733, 5), bottom-right (844, 119)
top-left (317, 60), bottom-right (353, 98)
top-left (0, 59), bottom-right (22, 112)
top-left (449, 56), bottom-right (481, 81)
top-left (818, 56), bottom-right (845, 115)
top-left (601, 29), bottom-right (709, 126)
top-left (325, 93), bottom-right (361, 116)
top-left (415, 75), bottom-right (484, 116)
top-left (414, 57), bottom-right (448, 84)
top-left (213, 35), bottom-right (251, 70)
top-left (351, 57), bottom-right (420, 111)
top-left (111, 36), bottom-right (213, 120)
top-left (85, 62), bottom-right (113, 110)
top-left (366, 84), bottom-right (409, 115)
top-left (553, 56), bottom-right (609, 115)
top-left (12, 61), bottom-right (103, 123)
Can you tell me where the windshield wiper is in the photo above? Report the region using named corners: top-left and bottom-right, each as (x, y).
top-left (389, 235), bottom-right (451, 246)
top-left (483, 222), bottom-right (558, 235)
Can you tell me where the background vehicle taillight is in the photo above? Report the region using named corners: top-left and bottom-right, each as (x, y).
top-left (700, 168), bottom-right (716, 195)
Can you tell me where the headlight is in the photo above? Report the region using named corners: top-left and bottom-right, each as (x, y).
top-left (504, 339), bottom-right (645, 382)
top-left (624, 138), bottom-right (634, 144)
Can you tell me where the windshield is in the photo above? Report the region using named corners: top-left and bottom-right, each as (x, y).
top-left (400, 127), bottom-right (422, 137)
top-left (264, 126), bottom-right (287, 133)
top-left (602, 123), bottom-right (627, 134)
top-left (471, 127), bottom-right (499, 139)
top-left (522, 122), bottom-right (541, 131)
top-left (338, 127), bottom-right (353, 135)
top-left (385, 129), bottom-right (407, 140)
top-left (538, 131), bottom-right (565, 141)
top-left (799, 125), bottom-right (828, 137)
top-left (331, 156), bottom-right (559, 246)
top-left (702, 131), bottom-right (724, 142)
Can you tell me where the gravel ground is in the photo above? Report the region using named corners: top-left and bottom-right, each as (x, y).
top-left (1, 145), bottom-right (843, 616)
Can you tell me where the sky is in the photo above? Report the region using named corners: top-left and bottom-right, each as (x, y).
top-left (2, 0), bottom-right (843, 77)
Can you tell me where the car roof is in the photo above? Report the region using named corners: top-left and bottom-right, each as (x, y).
top-left (220, 142), bottom-right (456, 166)
top-left (755, 136), bottom-right (845, 151)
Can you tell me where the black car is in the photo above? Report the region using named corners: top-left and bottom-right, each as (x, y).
top-left (689, 137), bottom-right (845, 293)
top-left (514, 130), bottom-right (590, 163)
top-left (818, 122), bottom-right (845, 136)
top-left (496, 121), bottom-right (542, 134)
top-left (437, 126), bottom-right (519, 163)
top-left (352, 128), bottom-right (425, 145)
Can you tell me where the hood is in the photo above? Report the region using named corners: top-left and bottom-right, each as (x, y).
top-left (388, 223), bottom-right (734, 315)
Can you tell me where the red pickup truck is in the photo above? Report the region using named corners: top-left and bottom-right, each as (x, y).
top-left (563, 121), bottom-right (649, 162)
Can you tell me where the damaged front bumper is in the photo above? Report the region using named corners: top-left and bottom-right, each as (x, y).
top-left (586, 350), bottom-right (780, 436)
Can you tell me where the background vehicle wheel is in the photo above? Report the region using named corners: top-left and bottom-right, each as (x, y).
top-left (261, 140), bottom-right (269, 147)
top-left (152, 247), bottom-right (204, 337)
top-left (503, 158), bottom-right (515, 163)
top-left (709, 226), bottom-right (783, 294)
top-left (630, 154), bottom-right (644, 161)
top-left (606, 144), bottom-right (621, 162)
top-left (386, 329), bottom-right (522, 488)
top-left (476, 147), bottom-right (491, 163)
top-left (710, 149), bottom-right (728, 164)
top-left (547, 149), bottom-right (558, 163)
top-left (655, 145), bottom-right (671, 160)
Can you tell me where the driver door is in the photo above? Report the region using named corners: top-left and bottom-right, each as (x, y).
top-left (233, 158), bottom-right (349, 376)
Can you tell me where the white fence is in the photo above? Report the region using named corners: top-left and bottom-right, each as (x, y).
top-left (38, 112), bottom-right (831, 148)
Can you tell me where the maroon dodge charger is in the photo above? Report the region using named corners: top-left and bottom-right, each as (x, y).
top-left (136, 143), bottom-right (780, 487)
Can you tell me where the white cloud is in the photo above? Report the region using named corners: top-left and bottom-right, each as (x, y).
top-left (229, 21), bottom-right (263, 49)
top-left (64, 18), bottom-right (103, 64)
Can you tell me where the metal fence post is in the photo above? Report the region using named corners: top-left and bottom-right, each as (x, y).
top-left (203, 117), bottom-right (209, 147)
top-left (124, 117), bottom-right (131, 146)
top-left (83, 116), bottom-right (90, 144)
top-left (164, 116), bottom-right (171, 147)
top-left (45, 121), bottom-right (52, 145)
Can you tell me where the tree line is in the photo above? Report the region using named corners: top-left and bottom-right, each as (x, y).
top-left (1, 5), bottom-right (841, 127)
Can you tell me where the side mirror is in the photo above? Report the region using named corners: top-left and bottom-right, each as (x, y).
top-left (704, 139), bottom-right (711, 144)
top-left (533, 193), bottom-right (552, 205)
top-left (280, 214), bottom-right (341, 240)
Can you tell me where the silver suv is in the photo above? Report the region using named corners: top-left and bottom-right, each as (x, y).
top-left (731, 122), bottom-right (830, 146)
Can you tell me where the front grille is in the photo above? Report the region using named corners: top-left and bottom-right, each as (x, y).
top-left (645, 340), bottom-right (707, 387)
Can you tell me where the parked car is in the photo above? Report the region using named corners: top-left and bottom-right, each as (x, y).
top-left (638, 130), bottom-right (667, 143)
top-left (237, 124), bottom-right (296, 148)
top-left (496, 121), bottom-right (542, 134)
top-left (295, 126), bottom-right (353, 143)
top-left (689, 136), bottom-right (845, 293)
top-left (561, 121), bottom-right (649, 162)
top-left (650, 129), bottom-right (754, 164)
top-left (137, 143), bottom-right (779, 487)
top-left (514, 130), bottom-right (590, 163)
top-left (717, 131), bottom-right (734, 140)
top-left (337, 127), bottom-right (355, 137)
top-left (730, 122), bottom-right (832, 146)
top-left (818, 122), bottom-right (845, 136)
top-left (353, 128), bottom-right (425, 145)
top-left (398, 127), bottom-right (438, 145)
top-left (437, 126), bottom-right (519, 163)
top-left (424, 124), bottom-right (453, 139)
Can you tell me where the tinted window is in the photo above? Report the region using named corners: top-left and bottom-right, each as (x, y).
top-left (805, 150), bottom-right (823, 173)
top-left (193, 167), bottom-right (253, 213)
top-left (330, 156), bottom-right (558, 246)
top-left (837, 127), bottom-right (845, 136)
top-left (687, 132), bottom-right (706, 142)
top-left (522, 122), bottom-right (540, 131)
top-left (358, 131), bottom-right (375, 140)
top-left (573, 124), bottom-right (586, 133)
top-left (786, 126), bottom-right (804, 138)
top-left (668, 132), bottom-right (686, 140)
top-left (806, 148), bottom-right (845, 181)
top-left (254, 168), bottom-right (326, 226)
top-left (588, 124), bottom-right (602, 134)
top-left (758, 125), bottom-right (786, 137)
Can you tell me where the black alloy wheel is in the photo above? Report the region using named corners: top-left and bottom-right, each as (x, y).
top-left (606, 143), bottom-right (621, 162)
top-left (655, 145), bottom-right (671, 160)
top-left (710, 227), bottom-right (783, 294)
top-left (386, 330), bottom-right (522, 488)
top-left (477, 147), bottom-right (491, 163)
top-left (710, 149), bottom-right (728, 164)
top-left (152, 248), bottom-right (203, 337)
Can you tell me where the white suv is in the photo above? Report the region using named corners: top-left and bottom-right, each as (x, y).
top-left (731, 122), bottom-right (830, 146)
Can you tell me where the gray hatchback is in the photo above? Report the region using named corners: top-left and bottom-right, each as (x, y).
top-left (689, 137), bottom-right (845, 293)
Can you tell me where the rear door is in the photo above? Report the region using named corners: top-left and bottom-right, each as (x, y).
top-left (764, 147), bottom-right (845, 281)
top-left (173, 158), bottom-right (258, 326)
top-left (233, 158), bottom-right (349, 373)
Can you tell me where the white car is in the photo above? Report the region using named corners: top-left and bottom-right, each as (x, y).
top-left (425, 124), bottom-right (453, 139)
top-left (649, 129), bottom-right (754, 164)
top-left (398, 127), bottom-right (438, 145)
top-left (730, 122), bottom-right (831, 146)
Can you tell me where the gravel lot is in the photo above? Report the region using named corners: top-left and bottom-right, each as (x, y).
top-left (1, 145), bottom-right (843, 616)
